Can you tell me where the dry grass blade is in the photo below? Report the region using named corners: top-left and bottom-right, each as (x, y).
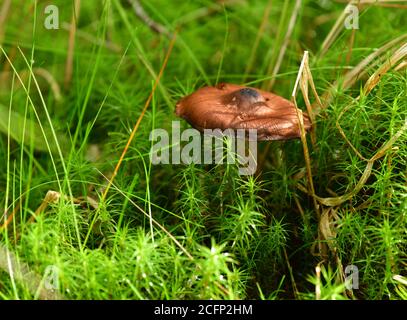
top-left (0, 202), bottom-right (20, 231)
top-left (395, 59), bottom-right (407, 71)
top-left (309, 196), bottom-right (349, 289)
top-left (336, 103), bottom-right (370, 162)
top-left (244, 0), bottom-right (273, 81)
top-left (299, 55), bottom-right (322, 147)
top-left (293, 193), bottom-right (310, 229)
top-left (266, 0), bottom-right (302, 90)
top-left (318, 2), bottom-right (354, 59)
top-left (292, 51), bottom-right (327, 257)
top-left (319, 0), bottom-right (406, 59)
top-left (393, 275), bottom-right (407, 286)
top-left (101, 31), bottom-right (177, 201)
top-left (293, 104), bottom-right (319, 215)
top-left (319, 34), bottom-right (407, 110)
top-left (335, 41), bottom-right (407, 162)
top-left (292, 51), bottom-right (322, 115)
top-left (344, 3), bottom-right (359, 67)
top-left (319, 207), bottom-right (340, 253)
top-left (283, 247), bottom-right (300, 299)
top-left (64, 0), bottom-right (81, 90)
top-left (0, 0), bottom-right (11, 44)
top-left (342, 35), bottom-right (407, 89)
top-left (363, 42), bottom-right (407, 95)
top-left (292, 51), bottom-right (320, 219)
top-left (337, 0), bottom-right (407, 4)
top-left (298, 119), bottom-right (407, 206)
top-left (315, 264), bottom-right (321, 300)
top-left (318, 207), bottom-right (349, 293)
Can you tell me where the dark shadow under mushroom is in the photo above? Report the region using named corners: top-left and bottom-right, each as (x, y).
top-left (176, 83), bottom-right (311, 141)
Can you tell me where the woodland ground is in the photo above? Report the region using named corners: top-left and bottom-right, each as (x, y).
top-left (0, 0), bottom-right (406, 299)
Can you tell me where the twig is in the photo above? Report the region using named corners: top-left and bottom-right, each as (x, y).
top-left (127, 0), bottom-right (172, 37)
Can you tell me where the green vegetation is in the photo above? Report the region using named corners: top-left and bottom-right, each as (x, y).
top-left (0, 0), bottom-right (406, 300)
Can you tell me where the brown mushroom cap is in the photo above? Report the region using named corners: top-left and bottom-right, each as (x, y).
top-left (176, 83), bottom-right (311, 141)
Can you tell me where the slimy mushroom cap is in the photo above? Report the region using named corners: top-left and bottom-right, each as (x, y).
top-left (175, 83), bottom-right (311, 141)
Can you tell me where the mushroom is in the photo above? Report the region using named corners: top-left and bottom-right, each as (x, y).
top-left (175, 83), bottom-right (311, 140)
